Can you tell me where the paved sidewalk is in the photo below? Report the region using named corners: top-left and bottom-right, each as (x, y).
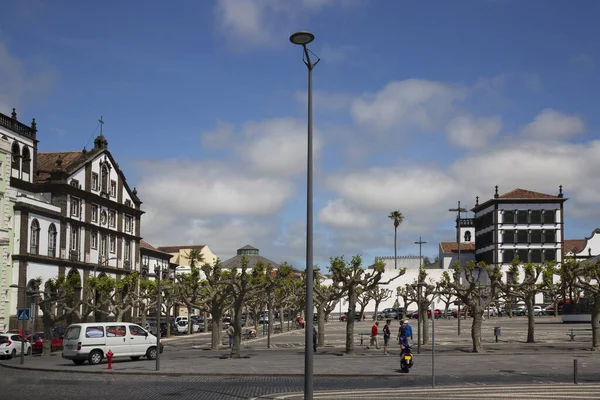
top-left (3, 317), bottom-right (598, 377)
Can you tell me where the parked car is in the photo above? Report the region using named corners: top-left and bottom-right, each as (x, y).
top-left (31, 331), bottom-right (63, 353)
top-left (382, 308), bottom-right (403, 320)
top-left (176, 320), bottom-right (201, 334)
top-left (339, 312), bottom-right (362, 322)
top-left (0, 333), bottom-right (32, 359)
top-left (410, 309), bottom-right (442, 319)
top-left (62, 322), bottom-right (162, 365)
top-left (525, 306), bottom-right (544, 316)
top-left (5, 329), bottom-right (31, 340)
top-left (511, 305), bottom-right (527, 316)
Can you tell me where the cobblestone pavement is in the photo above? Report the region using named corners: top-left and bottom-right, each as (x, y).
top-left (2, 316), bottom-right (599, 399)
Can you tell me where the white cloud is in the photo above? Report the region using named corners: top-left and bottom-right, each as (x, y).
top-left (446, 114), bottom-right (502, 148)
top-left (318, 198), bottom-right (370, 229)
top-left (0, 41), bottom-right (56, 113)
top-left (214, 0), bottom-right (360, 48)
top-left (136, 159), bottom-right (295, 218)
top-left (351, 79), bottom-right (467, 133)
top-left (202, 118), bottom-right (322, 178)
top-left (520, 109), bottom-right (585, 140)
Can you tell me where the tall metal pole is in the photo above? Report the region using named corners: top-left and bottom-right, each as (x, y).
top-left (156, 264), bottom-right (161, 372)
top-left (415, 237), bottom-right (427, 354)
top-left (449, 201), bottom-right (466, 336)
top-left (417, 286), bottom-right (421, 354)
top-left (431, 299), bottom-right (435, 388)
top-left (303, 42), bottom-right (317, 400)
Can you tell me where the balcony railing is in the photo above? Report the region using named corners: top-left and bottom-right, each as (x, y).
top-left (0, 111), bottom-right (35, 138)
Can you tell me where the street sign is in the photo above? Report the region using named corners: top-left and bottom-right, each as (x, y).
top-left (17, 308), bottom-right (30, 321)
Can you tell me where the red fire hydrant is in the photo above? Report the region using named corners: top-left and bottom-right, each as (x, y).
top-left (106, 350), bottom-right (114, 370)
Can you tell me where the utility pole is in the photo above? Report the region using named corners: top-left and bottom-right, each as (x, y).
top-left (448, 201), bottom-right (466, 335)
top-left (414, 237), bottom-right (427, 354)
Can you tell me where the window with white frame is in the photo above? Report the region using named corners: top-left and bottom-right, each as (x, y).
top-left (70, 179), bottom-right (79, 188)
top-left (101, 164), bottom-right (109, 193)
top-left (100, 234), bottom-right (107, 258)
top-left (92, 172), bottom-right (98, 191)
top-left (70, 225), bottom-right (79, 252)
top-left (48, 224), bottom-right (57, 257)
top-left (91, 230), bottom-right (98, 249)
top-left (109, 211), bottom-right (116, 227)
top-left (125, 215), bottom-right (132, 232)
top-left (100, 210), bottom-right (107, 226)
top-left (30, 219), bottom-right (40, 254)
top-left (109, 236), bottom-right (116, 253)
top-left (124, 240), bottom-right (131, 261)
top-left (110, 180), bottom-right (116, 197)
top-left (91, 204), bottom-right (98, 222)
top-left (71, 197), bottom-right (80, 217)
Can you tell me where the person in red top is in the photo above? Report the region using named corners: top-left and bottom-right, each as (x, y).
top-left (368, 321), bottom-right (379, 349)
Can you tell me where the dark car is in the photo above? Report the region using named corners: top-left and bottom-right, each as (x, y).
top-left (340, 312), bottom-right (363, 322)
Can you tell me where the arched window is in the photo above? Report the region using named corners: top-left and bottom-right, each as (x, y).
top-left (11, 142), bottom-right (20, 172)
top-left (464, 231), bottom-right (472, 242)
top-left (48, 223), bottom-right (57, 257)
top-left (30, 219), bottom-right (40, 254)
top-left (22, 146), bottom-right (31, 174)
top-left (101, 164), bottom-right (109, 193)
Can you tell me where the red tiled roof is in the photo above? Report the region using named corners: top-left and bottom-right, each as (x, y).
top-left (156, 245), bottom-right (206, 253)
top-left (440, 242), bottom-right (476, 253)
top-left (498, 188), bottom-right (561, 200)
top-left (140, 240), bottom-right (157, 251)
top-left (564, 239), bottom-right (586, 253)
top-left (36, 151), bottom-right (91, 183)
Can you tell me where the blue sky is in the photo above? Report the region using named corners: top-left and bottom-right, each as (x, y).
top-left (2, 0), bottom-right (600, 267)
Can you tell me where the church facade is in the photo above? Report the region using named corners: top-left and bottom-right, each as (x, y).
top-left (3, 109), bottom-right (144, 329)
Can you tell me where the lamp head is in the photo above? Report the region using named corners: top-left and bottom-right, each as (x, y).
top-left (290, 31), bottom-right (314, 46)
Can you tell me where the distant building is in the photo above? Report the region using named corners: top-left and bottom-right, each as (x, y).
top-left (564, 229), bottom-right (600, 260)
top-left (221, 245), bottom-right (280, 270)
top-left (156, 244), bottom-right (218, 274)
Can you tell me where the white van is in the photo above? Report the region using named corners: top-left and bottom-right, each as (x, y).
top-left (62, 322), bottom-right (162, 365)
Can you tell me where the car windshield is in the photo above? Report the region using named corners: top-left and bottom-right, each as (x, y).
top-left (33, 333), bottom-right (44, 340)
top-left (65, 326), bottom-right (81, 340)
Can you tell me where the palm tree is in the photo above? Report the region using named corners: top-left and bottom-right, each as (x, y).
top-left (388, 211), bottom-right (404, 270)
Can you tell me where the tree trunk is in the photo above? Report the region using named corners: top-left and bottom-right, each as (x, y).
top-left (344, 289), bottom-right (358, 355)
top-left (317, 303), bottom-right (326, 346)
top-left (231, 298), bottom-right (244, 358)
top-left (471, 310), bottom-right (484, 353)
top-left (421, 307), bottom-right (429, 345)
top-left (210, 304), bottom-right (222, 350)
top-left (525, 296), bottom-right (535, 343)
top-left (591, 293), bottom-right (600, 351)
top-left (268, 300), bottom-right (274, 336)
top-left (359, 304), bottom-right (366, 321)
top-left (394, 227), bottom-right (397, 270)
top-left (139, 304), bottom-right (147, 327)
top-left (187, 306), bottom-right (193, 334)
top-left (373, 301), bottom-right (381, 321)
top-left (42, 316), bottom-right (54, 357)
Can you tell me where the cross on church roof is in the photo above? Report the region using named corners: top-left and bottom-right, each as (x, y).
top-left (99, 116), bottom-right (104, 135)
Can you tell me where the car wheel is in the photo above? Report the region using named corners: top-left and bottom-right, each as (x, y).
top-left (72, 359), bottom-right (85, 365)
top-left (88, 350), bottom-right (103, 365)
top-left (26, 346), bottom-right (32, 356)
top-left (146, 346), bottom-right (158, 360)
top-left (10, 349), bottom-right (16, 359)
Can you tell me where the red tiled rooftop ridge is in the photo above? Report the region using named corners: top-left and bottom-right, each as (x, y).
top-left (498, 188), bottom-right (561, 199)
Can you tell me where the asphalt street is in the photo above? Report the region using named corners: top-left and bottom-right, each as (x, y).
top-left (2, 316), bottom-right (600, 399)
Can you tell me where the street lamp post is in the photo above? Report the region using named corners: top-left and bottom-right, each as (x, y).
top-left (449, 201), bottom-right (466, 336)
top-left (290, 30), bottom-right (319, 400)
top-left (148, 261), bottom-right (170, 372)
top-left (414, 237), bottom-right (427, 354)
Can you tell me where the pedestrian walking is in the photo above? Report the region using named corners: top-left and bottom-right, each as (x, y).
top-left (383, 319), bottom-right (391, 355)
top-left (227, 324), bottom-right (234, 348)
top-left (404, 319), bottom-right (413, 341)
top-left (368, 321), bottom-right (379, 349)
